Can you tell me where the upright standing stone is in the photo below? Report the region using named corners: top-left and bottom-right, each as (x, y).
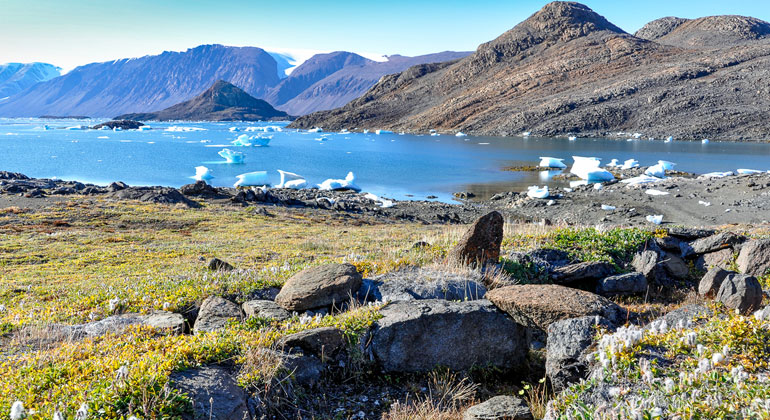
top-left (448, 211), bottom-right (504, 265)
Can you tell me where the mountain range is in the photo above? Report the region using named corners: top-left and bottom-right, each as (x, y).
top-left (0, 63), bottom-right (60, 99)
top-left (0, 46), bottom-right (469, 118)
top-left (291, 2), bottom-right (770, 141)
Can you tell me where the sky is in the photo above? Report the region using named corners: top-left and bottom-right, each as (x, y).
top-left (2, 0), bottom-right (770, 72)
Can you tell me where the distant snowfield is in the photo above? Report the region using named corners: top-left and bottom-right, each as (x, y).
top-left (265, 47), bottom-right (388, 78)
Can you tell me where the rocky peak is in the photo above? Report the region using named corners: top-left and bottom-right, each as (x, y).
top-left (635, 17), bottom-right (690, 41)
top-left (200, 80), bottom-right (263, 108)
top-left (647, 15), bottom-right (770, 48)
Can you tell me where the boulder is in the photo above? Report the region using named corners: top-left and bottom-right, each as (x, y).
top-left (180, 181), bottom-right (225, 197)
top-left (242, 300), bottom-right (291, 322)
top-left (661, 252), bottom-right (689, 279)
top-left (275, 263), bottom-right (362, 311)
top-left (654, 235), bottom-right (681, 252)
top-left (546, 316), bottom-right (615, 392)
top-left (596, 272), bottom-right (647, 296)
top-left (463, 396), bottom-right (533, 420)
top-left (448, 211), bottom-right (504, 265)
top-left (359, 267), bottom-right (487, 302)
top-left (276, 327), bottom-right (347, 360)
top-left (208, 257), bottom-right (234, 272)
top-left (64, 311), bottom-right (185, 339)
top-left (695, 248), bottom-right (734, 272)
top-left (667, 227), bottom-right (716, 241)
top-left (193, 296), bottom-right (242, 334)
top-left (631, 249), bottom-right (671, 287)
top-left (680, 232), bottom-right (744, 258)
top-left (370, 299), bottom-right (526, 372)
top-left (698, 267), bottom-right (732, 299)
top-left (736, 239), bottom-right (770, 277)
top-left (169, 366), bottom-right (252, 420)
top-left (716, 274), bottom-right (763, 314)
top-left (486, 285), bottom-right (625, 331)
top-left (550, 261), bottom-right (615, 285)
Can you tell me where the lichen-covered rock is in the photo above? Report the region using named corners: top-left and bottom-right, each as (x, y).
top-left (550, 261), bottom-right (615, 285)
top-left (546, 316), bottom-right (615, 392)
top-left (716, 273), bottom-right (763, 314)
top-left (736, 239), bottom-right (770, 277)
top-left (242, 299), bottom-right (291, 321)
top-left (359, 267), bottom-right (487, 302)
top-left (193, 296), bottom-right (242, 334)
top-left (275, 263), bottom-right (362, 311)
top-left (169, 366), bottom-right (252, 420)
top-left (276, 327), bottom-right (347, 360)
top-left (463, 396), bottom-right (533, 420)
top-left (448, 211), bottom-right (504, 265)
top-left (596, 272), bottom-right (647, 296)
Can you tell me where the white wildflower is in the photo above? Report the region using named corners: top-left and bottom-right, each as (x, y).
top-left (10, 401), bottom-right (26, 420)
top-left (650, 407), bottom-right (663, 418)
top-left (115, 365), bottom-right (129, 383)
top-left (722, 345), bottom-right (730, 356)
top-left (162, 302), bottom-right (171, 311)
top-left (0, 304), bottom-right (5, 312)
top-left (75, 403), bottom-right (88, 420)
top-left (664, 377), bottom-right (675, 392)
top-left (53, 411), bottom-right (65, 420)
top-left (696, 344), bottom-right (705, 356)
top-left (697, 358), bottom-right (712, 375)
top-left (712, 352), bottom-right (725, 365)
top-left (683, 331), bottom-right (697, 347)
top-left (108, 297), bottom-right (121, 312)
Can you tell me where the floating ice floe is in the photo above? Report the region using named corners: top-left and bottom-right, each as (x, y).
top-left (646, 215), bottom-right (663, 225)
top-left (702, 139), bottom-right (710, 144)
top-left (66, 125), bottom-right (86, 130)
top-left (621, 175), bottom-right (662, 185)
top-left (97, 136), bottom-right (109, 139)
top-left (98, 126), bottom-right (110, 130)
top-left (229, 127), bottom-right (240, 132)
top-left (665, 136), bottom-right (673, 143)
top-left (601, 204), bottom-right (616, 211)
top-left (218, 148), bottom-right (244, 164)
top-left (539, 157), bottom-right (567, 169)
top-left (522, 131), bottom-right (531, 137)
top-left (620, 159), bottom-right (639, 169)
top-left (276, 170), bottom-right (307, 189)
top-left (166, 126), bottom-right (206, 132)
top-left (113, 127), bottom-right (123, 131)
top-left (234, 171), bottom-right (269, 187)
top-left (606, 159), bottom-right (620, 167)
top-left (245, 125), bottom-right (282, 132)
top-left (318, 172), bottom-right (361, 191)
top-left (194, 166), bottom-right (213, 181)
top-left (363, 192), bottom-right (394, 208)
top-left (737, 168), bottom-right (763, 175)
top-left (232, 134), bottom-right (271, 147)
top-left (376, 129), bottom-right (392, 135)
top-left (699, 171), bottom-right (733, 179)
top-left (633, 133), bottom-right (643, 139)
top-left (571, 156), bottom-right (614, 182)
top-left (137, 126), bottom-right (151, 131)
top-left (644, 163), bottom-right (667, 179)
top-left (455, 132), bottom-right (467, 137)
top-left (568, 136), bottom-right (577, 141)
top-left (339, 128), bottom-right (350, 134)
top-left (645, 189), bottom-right (669, 196)
top-left (308, 127), bottom-right (323, 133)
top-left (527, 186), bottom-right (550, 199)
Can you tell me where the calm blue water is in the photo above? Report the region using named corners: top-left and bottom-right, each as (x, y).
top-left (1, 118), bottom-right (769, 202)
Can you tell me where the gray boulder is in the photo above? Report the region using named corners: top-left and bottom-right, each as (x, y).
top-left (698, 267), bottom-right (732, 298)
top-left (597, 272), bottom-right (647, 296)
top-left (681, 232), bottom-right (744, 258)
top-left (193, 296), bottom-right (242, 334)
top-left (360, 267), bottom-right (487, 302)
top-left (736, 239), bottom-right (770, 277)
top-left (463, 396), bottom-right (533, 420)
top-left (242, 300), bottom-right (291, 322)
top-left (208, 257), bottom-right (234, 272)
top-left (661, 252), bottom-right (689, 279)
top-left (631, 249), bottom-right (671, 287)
top-left (550, 261), bottom-right (615, 285)
top-left (546, 316), bottom-right (615, 392)
top-left (276, 327), bottom-right (347, 360)
top-left (169, 366), bottom-right (252, 420)
top-left (716, 273), bottom-right (763, 314)
top-left (275, 263), bottom-right (362, 311)
top-left (448, 211), bottom-right (504, 265)
top-left (370, 299), bottom-right (526, 372)
top-left (695, 248), bottom-right (734, 272)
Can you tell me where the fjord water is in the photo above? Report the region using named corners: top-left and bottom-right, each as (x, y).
top-left (2, 118), bottom-right (770, 202)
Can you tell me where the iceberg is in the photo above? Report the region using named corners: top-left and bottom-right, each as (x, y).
top-left (665, 136), bottom-right (673, 143)
top-left (66, 125), bottom-right (86, 130)
top-left (363, 193), bottom-right (394, 208)
top-left (231, 134), bottom-right (271, 147)
top-left (245, 126), bottom-right (282, 132)
top-left (232, 134), bottom-right (252, 146)
top-left (658, 160), bottom-right (676, 170)
top-left (702, 139), bottom-right (710, 144)
top-left (165, 126), bottom-right (206, 132)
top-left (113, 127), bottom-right (122, 131)
top-left (218, 148), bottom-right (244, 164)
top-left (194, 166), bottom-right (213, 181)
top-left (621, 159), bottom-right (639, 169)
top-left (229, 127), bottom-right (240, 132)
top-left (375, 129), bottom-right (393, 135)
top-left (522, 131), bottom-right (531, 137)
top-left (277, 170), bottom-right (307, 189)
top-left (137, 126), bottom-right (151, 131)
top-left (646, 215), bottom-right (663, 225)
top-left (699, 171), bottom-right (733, 179)
top-left (571, 156), bottom-right (614, 182)
top-left (645, 189), bottom-right (669, 196)
top-left (601, 204), bottom-right (616, 211)
top-left (621, 175), bottom-right (662, 185)
top-left (607, 159), bottom-right (620, 167)
top-left (455, 132), bottom-right (467, 137)
top-left (568, 136), bottom-right (577, 141)
top-left (339, 129), bottom-right (351, 134)
top-left (737, 169), bottom-right (763, 175)
top-left (99, 126), bottom-right (110, 131)
top-left (526, 186), bottom-right (550, 199)
top-left (644, 163), bottom-right (667, 179)
top-left (539, 157), bottom-right (567, 169)
top-left (318, 172), bottom-right (361, 191)
top-left (308, 127), bottom-right (322, 133)
top-left (234, 171), bottom-right (269, 187)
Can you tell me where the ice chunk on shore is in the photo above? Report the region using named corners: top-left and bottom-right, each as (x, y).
top-left (699, 171), bottom-right (733, 179)
top-left (308, 127), bottom-right (322, 133)
top-left (646, 215), bottom-right (663, 225)
top-left (737, 169), bottom-right (763, 175)
top-left (194, 166), bottom-right (213, 181)
top-left (621, 159), bottom-right (639, 169)
top-left (699, 200), bottom-right (712, 207)
top-left (363, 192), bottom-right (394, 208)
top-left (522, 131), bottom-right (531, 137)
top-left (527, 186), bottom-right (550, 199)
top-left (645, 163), bottom-right (667, 179)
top-left (455, 132), bottom-right (467, 137)
top-left (539, 157), bottom-right (567, 169)
top-left (645, 189), bottom-right (669, 196)
top-left (571, 156), bottom-right (614, 182)
top-left (318, 172), bottom-right (361, 191)
top-left (601, 204), bottom-right (616, 211)
top-left (277, 170), bottom-right (307, 189)
top-left (621, 175), bottom-right (661, 185)
top-left (376, 129), bottom-right (392, 135)
top-left (665, 136), bottom-right (673, 143)
top-left (607, 159), bottom-right (620, 167)
top-left (234, 171), bottom-right (269, 187)
top-left (658, 160), bottom-right (676, 170)
top-left (218, 148), bottom-right (244, 164)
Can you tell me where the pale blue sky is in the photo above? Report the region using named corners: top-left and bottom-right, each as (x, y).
top-left (2, 0), bottom-right (769, 71)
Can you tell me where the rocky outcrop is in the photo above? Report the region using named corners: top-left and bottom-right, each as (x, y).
top-left (169, 366), bottom-right (253, 420)
top-left (464, 396), bottom-right (533, 420)
top-left (291, 2), bottom-right (770, 141)
top-left (91, 120), bottom-right (144, 130)
top-left (242, 300), bottom-right (291, 322)
top-left (370, 299), bottom-right (526, 372)
top-left (596, 272), bottom-right (647, 296)
top-left (550, 261), bottom-right (615, 285)
top-left (360, 267), bottom-right (487, 302)
top-left (448, 211), bottom-right (504, 265)
top-left (276, 327), bottom-right (347, 361)
top-left (275, 263), bottom-right (362, 311)
top-left (193, 296), bottom-right (243, 334)
top-left (486, 285), bottom-right (625, 331)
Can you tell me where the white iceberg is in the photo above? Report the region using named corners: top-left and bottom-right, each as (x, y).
top-left (245, 125), bottom-right (282, 132)
top-left (645, 189), bottom-right (669, 196)
top-left (522, 131), bottom-right (531, 137)
top-left (601, 204), bottom-right (616, 211)
top-left (137, 126), bottom-right (151, 131)
top-left (571, 156), bottom-right (614, 182)
top-left (308, 127), bottom-right (323, 133)
top-left (66, 125), bottom-right (86, 130)
top-left (232, 134), bottom-right (252, 146)
top-left (339, 128), bottom-right (351, 134)
top-left (702, 139), bottom-right (710, 144)
top-left (166, 126), bottom-right (206, 132)
top-left (318, 172), bottom-right (361, 191)
top-left (621, 175), bottom-right (662, 185)
top-left (455, 132), bottom-right (467, 137)
top-left (646, 215), bottom-right (663, 225)
top-left (737, 169), bottom-right (763, 175)
top-left (363, 192), bottom-right (394, 208)
top-left (665, 136), bottom-right (673, 143)
top-left (607, 159), bottom-right (620, 167)
top-left (644, 163), bottom-right (667, 178)
top-left (568, 136), bottom-right (577, 141)
top-left (234, 171), bottom-right (269, 187)
top-left (375, 129), bottom-right (392, 135)
top-left (277, 170), bottom-right (307, 189)
top-left (699, 171), bottom-right (733, 179)
top-left (657, 160), bottom-right (676, 170)
top-left (539, 157), bottom-right (567, 169)
top-left (526, 186), bottom-right (550, 199)
top-left (229, 127), bottom-right (240, 132)
top-left (113, 127), bottom-right (123, 131)
top-left (98, 126), bottom-right (110, 131)
top-left (218, 148), bottom-right (244, 164)
top-left (232, 134), bottom-right (271, 147)
top-left (621, 159), bottom-right (639, 169)
top-left (194, 166), bottom-right (213, 181)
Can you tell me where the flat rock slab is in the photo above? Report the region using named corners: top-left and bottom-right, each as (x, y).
top-left (361, 267), bottom-right (487, 302)
top-left (550, 261), bottom-right (615, 285)
top-left (276, 327), bottom-right (347, 359)
top-left (486, 285), bottom-right (626, 331)
top-left (370, 299), bottom-right (526, 372)
top-left (681, 232), bottom-right (744, 258)
top-left (193, 296), bottom-right (242, 334)
top-left (464, 395), bottom-right (533, 420)
top-left (736, 239), bottom-right (770, 277)
top-left (65, 311), bottom-right (185, 339)
top-left (275, 263), bottom-right (362, 311)
top-left (169, 366), bottom-right (252, 420)
top-left (597, 272), bottom-right (647, 296)
top-left (242, 300), bottom-right (291, 322)
top-left (448, 211), bottom-right (504, 265)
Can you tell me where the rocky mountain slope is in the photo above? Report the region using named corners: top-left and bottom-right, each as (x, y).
top-left (0, 45), bottom-right (280, 118)
top-left (291, 2), bottom-right (770, 141)
top-left (115, 80), bottom-right (289, 121)
top-left (0, 62), bottom-right (60, 99)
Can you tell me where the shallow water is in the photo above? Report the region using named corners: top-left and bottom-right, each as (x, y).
top-left (1, 119), bottom-right (769, 202)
